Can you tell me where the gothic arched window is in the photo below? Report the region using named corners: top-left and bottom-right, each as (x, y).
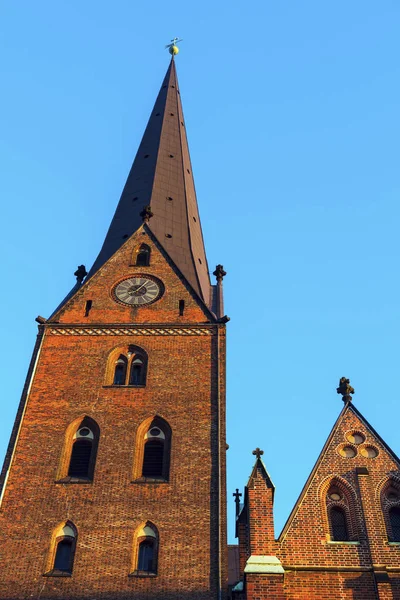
top-left (45, 522), bottom-right (77, 576)
top-left (108, 347), bottom-right (148, 387)
top-left (57, 417), bottom-right (100, 483)
top-left (324, 478), bottom-right (357, 542)
top-left (131, 522), bottom-right (159, 576)
top-left (133, 417), bottom-right (172, 482)
top-left (135, 244), bottom-right (151, 267)
top-left (114, 355), bottom-right (128, 385)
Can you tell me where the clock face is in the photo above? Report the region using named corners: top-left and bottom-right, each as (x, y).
top-left (113, 276), bottom-right (163, 306)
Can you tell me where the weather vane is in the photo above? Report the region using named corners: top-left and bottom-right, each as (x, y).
top-left (165, 37), bottom-right (183, 56)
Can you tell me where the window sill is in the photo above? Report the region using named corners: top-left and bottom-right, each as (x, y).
top-left (129, 570), bottom-right (157, 578)
top-left (43, 570), bottom-right (72, 577)
top-left (388, 542), bottom-right (400, 546)
top-left (132, 477), bottom-right (169, 484)
top-left (327, 541), bottom-right (360, 545)
top-left (55, 477), bottom-right (93, 484)
top-left (103, 385), bottom-right (146, 389)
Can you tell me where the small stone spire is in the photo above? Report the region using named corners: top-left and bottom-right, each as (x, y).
top-left (213, 265), bottom-right (226, 319)
top-left (233, 488), bottom-right (242, 517)
top-left (336, 377), bottom-right (355, 403)
top-left (140, 205), bottom-right (154, 223)
top-left (213, 264), bottom-right (226, 283)
top-left (252, 448), bottom-right (264, 459)
top-left (74, 265), bottom-right (87, 284)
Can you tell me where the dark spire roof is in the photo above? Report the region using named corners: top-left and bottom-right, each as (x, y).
top-left (87, 58), bottom-right (211, 302)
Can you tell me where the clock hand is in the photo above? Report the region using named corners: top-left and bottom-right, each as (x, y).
top-left (134, 281), bottom-right (147, 294)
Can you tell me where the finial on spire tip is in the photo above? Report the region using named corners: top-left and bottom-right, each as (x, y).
top-left (165, 37), bottom-right (183, 57)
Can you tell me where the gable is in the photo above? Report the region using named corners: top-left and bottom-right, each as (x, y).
top-left (279, 403), bottom-right (400, 559)
top-left (49, 225), bottom-right (214, 325)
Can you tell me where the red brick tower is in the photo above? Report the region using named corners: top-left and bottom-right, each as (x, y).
top-left (0, 57), bottom-right (228, 600)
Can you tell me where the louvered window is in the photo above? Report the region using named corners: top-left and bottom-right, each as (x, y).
top-left (330, 507), bottom-right (349, 541)
top-left (68, 440), bottom-right (92, 478)
top-left (54, 538), bottom-right (74, 572)
top-left (389, 507), bottom-right (400, 541)
top-left (138, 540), bottom-right (155, 571)
top-left (142, 440), bottom-right (164, 477)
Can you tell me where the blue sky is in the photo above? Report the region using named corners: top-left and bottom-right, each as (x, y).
top-left (1, 1), bottom-right (400, 543)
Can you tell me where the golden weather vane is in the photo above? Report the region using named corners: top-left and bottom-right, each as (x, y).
top-left (165, 37), bottom-right (183, 56)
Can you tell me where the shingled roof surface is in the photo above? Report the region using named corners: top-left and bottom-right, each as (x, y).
top-left (87, 59), bottom-right (211, 302)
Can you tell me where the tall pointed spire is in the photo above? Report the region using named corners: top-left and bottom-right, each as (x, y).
top-left (87, 59), bottom-right (211, 303)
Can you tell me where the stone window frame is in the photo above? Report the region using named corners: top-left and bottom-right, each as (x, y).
top-left (132, 416), bottom-right (172, 483)
top-left (55, 416), bottom-right (100, 484)
top-left (129, 521), bottom-right (159, 577)
top-left (43, 521), bottom-right (78, 577)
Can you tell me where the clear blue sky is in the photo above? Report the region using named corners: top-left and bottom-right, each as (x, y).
top-left (1, 1), bottom-right (400, 543)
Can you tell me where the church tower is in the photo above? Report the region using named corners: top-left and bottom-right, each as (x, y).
top-left (0, 56), bottom-right (228, 600)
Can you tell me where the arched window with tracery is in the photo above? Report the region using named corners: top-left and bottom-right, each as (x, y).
top-left (131, 522), bottom-right (159, 576)
top-left (133, 417), bottom-right (172, 482)
top-left (108, 346), bottom-right (148, 387)
top-left (324, 478), bottom-right (358, 542)
top-left (57, 417), bottom-right (100, 483)
top-left (381, 478), bottom-right (400, 542)
top-left (45, 522), bottom-right (77, 576)
top-left (135, 244), bottom-right (151, 267)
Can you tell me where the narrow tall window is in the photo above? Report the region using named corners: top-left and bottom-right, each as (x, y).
top-left (133, 417), bottom-right (171, 482)
top-left (129, 356), bottom-right (146, 386)
top-left (330, 506), bottom-right (349, 541)
top-left (136, 244), bottom-right (151, 266)
top-left (46, 523), bottom-right (77, 576)
top-left (65, 422), bottom-right (99, 482)
top-left (114, 355), bottom-right (128, 385)
top-left (131, 523), bottom-right (159, 576)
top-left (389, 507), bottom-right (400, 542)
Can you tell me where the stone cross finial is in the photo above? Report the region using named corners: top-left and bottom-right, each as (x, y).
top-left (140, 205), bottom-right (154, 223)
top-left (74, 265), bottom-right (87, 284)
top-left (252, 448), bottom-right (264, 459)
top-left (233, 488), bottom-right (242, 517)
top-left (213, 264), bottom-right (227, 283)
top-left (336, 377), bottom-right (355, 402)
